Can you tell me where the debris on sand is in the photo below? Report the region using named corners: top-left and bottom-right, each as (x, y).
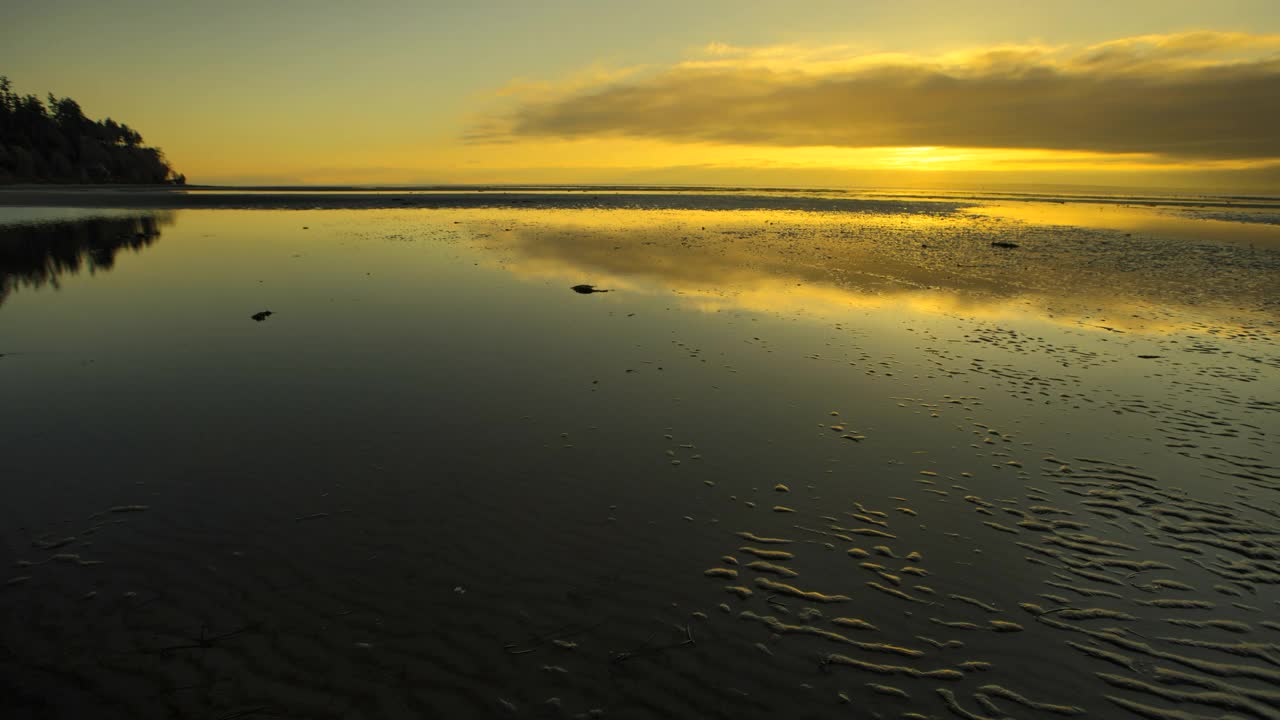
top-left (251, 310), bottom-right (274, 322)
top-left (990, 241), bottom-right (1020, 249)
top-left (571, 284), bottom-right (610, 294)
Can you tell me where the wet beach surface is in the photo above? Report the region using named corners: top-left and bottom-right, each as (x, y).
top-left (0, 190), bottom-right (1278, 719)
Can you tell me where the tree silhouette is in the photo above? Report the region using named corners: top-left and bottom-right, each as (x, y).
top-left (0, 75), bottom-right (184, 184)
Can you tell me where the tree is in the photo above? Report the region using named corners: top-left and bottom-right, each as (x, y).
top-left (0, 74), bottom-right (184, 184)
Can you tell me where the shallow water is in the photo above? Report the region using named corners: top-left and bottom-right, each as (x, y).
top-left (0, 192), bottom-right (1277, 719)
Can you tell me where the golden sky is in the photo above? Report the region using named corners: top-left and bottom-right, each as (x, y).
top-left (4, 1), bottom-right (1279, 190)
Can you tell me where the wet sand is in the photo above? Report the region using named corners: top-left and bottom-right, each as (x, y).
top-left (0, 191), bottom-right (1277, 719)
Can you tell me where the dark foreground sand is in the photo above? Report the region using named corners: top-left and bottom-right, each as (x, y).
top-left (0, 196), bottom-right (1277, 719)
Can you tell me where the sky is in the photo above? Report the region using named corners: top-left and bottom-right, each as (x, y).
top-left (4, 0), bottom-right (1280, 190)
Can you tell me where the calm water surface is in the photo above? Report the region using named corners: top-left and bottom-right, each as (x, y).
top-left (1, 194), bottom-right (1277, 719)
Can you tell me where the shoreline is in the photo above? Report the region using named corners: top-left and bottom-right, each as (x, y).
top-left (0, 185), bottom-right (1278, 212)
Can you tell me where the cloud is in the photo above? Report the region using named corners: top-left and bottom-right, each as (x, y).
top-left (477, 32), bottom-right (1280, 161)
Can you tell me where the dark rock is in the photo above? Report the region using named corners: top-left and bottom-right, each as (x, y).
top-left (571, 285), bottom-right (610, 294)
top-left (990, 241), bottom-right (1020, 249)
top-left (251, 310), bottom-right (273, 322)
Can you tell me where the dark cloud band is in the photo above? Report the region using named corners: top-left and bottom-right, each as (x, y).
top-left (486, 39), bottom-right (1280, 161)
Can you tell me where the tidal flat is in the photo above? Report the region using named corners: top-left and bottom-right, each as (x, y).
top-left (0, 189), bottom-right (1277, 719)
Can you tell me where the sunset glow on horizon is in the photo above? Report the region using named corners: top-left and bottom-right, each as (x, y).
top-left (5, 0), bottom-right (1279, 191)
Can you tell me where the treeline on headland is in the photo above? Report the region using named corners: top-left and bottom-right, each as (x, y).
top-left (0, 76), bottom-right (184, 185)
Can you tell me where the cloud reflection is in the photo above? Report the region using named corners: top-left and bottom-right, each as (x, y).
top-left (457, 205), bottom-right (1277, 334)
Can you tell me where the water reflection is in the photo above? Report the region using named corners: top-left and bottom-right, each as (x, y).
top-left (0, 206), bottom-right (1274, 720)
top-left (449, 207), bottom-right (1279, 333)
top-left (0, 212), bottom-right (171, 307)
top-left (965, 200), bottom-right (1280, 247)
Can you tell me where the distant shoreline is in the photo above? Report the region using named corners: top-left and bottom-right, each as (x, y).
top-left (0, 185), bottom-right (1277, 212)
